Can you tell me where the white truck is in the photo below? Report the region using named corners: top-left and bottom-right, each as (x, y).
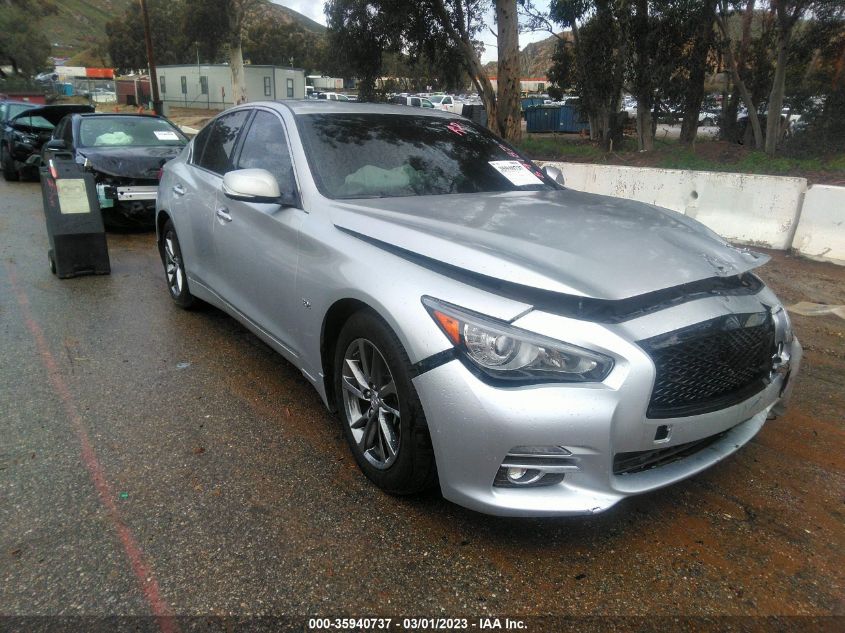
top-left (427, 95), bottom-right (464, 114)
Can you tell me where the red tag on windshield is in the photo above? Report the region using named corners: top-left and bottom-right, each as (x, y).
top-left (446, 122), bottom-right (467, 136)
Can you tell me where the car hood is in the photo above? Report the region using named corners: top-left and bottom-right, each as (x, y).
top-left (10, 104), bottom-right (94, 127)
top-left (331, 189), bottom-right (769, 300)
top-left (77, 145), bottom-right (184, 179)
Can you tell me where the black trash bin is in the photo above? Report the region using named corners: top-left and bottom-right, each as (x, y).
top-left (461, 104), bottom-right (488, 128)
top-left (39, 158), bottom-right (110, 279)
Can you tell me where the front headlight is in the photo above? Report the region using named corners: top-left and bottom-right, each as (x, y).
top-left (13, 130), bottom-right (36, 144)
top-left (773, 304), bottom-right (794, 343)
top-left (422, 296), bottom-right (614, 384)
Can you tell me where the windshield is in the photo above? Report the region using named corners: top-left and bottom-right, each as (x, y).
top-left (79, 116), bottom-right (187, 148)
top-left (428, 96), bottom-right (445, 104)
top-left (8, 103), bottom-right (37, 119)
top-left (297, 113), bottom-right (557, 199)
top-left (13, 114), bottom-right (54, 130)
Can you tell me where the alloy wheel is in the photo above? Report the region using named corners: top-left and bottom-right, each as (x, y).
top-left (164, 233), bottom-right (184, 298)
top-left (341, 338), bottom-right (401, 469)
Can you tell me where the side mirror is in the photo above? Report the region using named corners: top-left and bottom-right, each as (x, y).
top-left (44, 139), bottom-right (68, 152)
top-left (222, 168), bottom-right (281, 203)
top-left (542, 165), bottom-right (565, 187)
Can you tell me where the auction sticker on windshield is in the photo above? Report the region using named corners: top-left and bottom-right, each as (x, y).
top-left (154, 130), bottom-right (180, 141)
top-left (489, 160), bottom-right (543, 186)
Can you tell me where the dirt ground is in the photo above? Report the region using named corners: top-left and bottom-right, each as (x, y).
top-left (161, 106), bottom-right (219, 132)
top-left (756, 249), bottom-right (845, 426)
top-left (2, 125), bottom-right (842, 630)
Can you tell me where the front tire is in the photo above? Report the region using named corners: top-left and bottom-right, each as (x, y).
top-left (161, 219), bottom-right (196, 309)
top-left (333, 311), bottom-right (437, 495)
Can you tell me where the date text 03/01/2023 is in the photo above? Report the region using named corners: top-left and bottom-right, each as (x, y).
top-left (307, 617), bottom-right (527, 630)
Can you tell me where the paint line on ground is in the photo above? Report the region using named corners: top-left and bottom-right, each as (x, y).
top-left (4, 261), bottom-right (179, 633)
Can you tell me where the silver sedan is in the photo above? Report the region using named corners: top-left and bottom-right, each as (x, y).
top-left (156, 101), bottom-right (800, 516)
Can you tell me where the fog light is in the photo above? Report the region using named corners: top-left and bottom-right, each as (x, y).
top-left (505, 467), bottom-right (544, 485)
top-left (494, 466), bottom-right (565, 488)
top-left (507, 467), bottom-right (528, 481)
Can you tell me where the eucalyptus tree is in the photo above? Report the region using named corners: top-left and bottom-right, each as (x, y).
top-left (0, 0), bottom-right (55, 77)
top-left (325, 0), bottom-right (524, 141)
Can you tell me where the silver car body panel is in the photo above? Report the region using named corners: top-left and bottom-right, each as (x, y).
top-left (157, 101), bottom-right (801, 516)
top-left (330, 190), bottom-right (768, 299)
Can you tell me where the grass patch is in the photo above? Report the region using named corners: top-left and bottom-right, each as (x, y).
top-left (520, 133), bottom-right (845, 184)
top-left (517, 136), bottom-right (605, 161)
top-left (654, 150), bottom-right (837, 177)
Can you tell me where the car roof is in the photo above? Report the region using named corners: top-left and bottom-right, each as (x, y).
top-left (274, 100), bottom-right (457, 119)
top-left (1, 100), bottom-right (37, 107)
top-left (76, 113), bottom-right (169, 120)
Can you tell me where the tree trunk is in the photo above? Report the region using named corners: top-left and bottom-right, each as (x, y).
top-left (636, 110), bottom-right (654, 151)
top-left (765, 30), bottom-right (791, 155)
top-left (600, 5), bottom-right (627, 152)
top-left (495, 0), bottom-right (521, 142)
top-left (722, 87), bottom-right (740, 140)
top-left (680, 3), bottom-right (715, 145)
top-left (229, 37), bottom-right (247, 105)
top-left (430, 0), bottom-right (499, 134)
top-left (597, 107), bottom-right (611, 149)
top-left (632, 0), bottom-right (653, 151)
top-left (721, 0), bottom-right (754, 140)
top-left (717, 13), bottom-right (762, 148)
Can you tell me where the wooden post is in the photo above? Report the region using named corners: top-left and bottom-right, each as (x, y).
top-left (139, 0), bottom-right (163, 115)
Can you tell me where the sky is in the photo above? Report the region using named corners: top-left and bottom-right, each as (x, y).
top-left (270, 1), bottom-right (556, 65)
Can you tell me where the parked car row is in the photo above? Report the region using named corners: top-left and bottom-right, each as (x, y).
top-left (314, 92), bottom-right (353, 102)
top-left (153, 99), bottom-right (800, 517)
top-left (388, 93), bottom-right (469, 113)
top-left (1, 100), bottom-right (187, 227)
top-left (388, 95), bottom-right (435, 109)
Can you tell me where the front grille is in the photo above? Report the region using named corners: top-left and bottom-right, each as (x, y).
top-left (613, 430), bottom-right (728, 475)
top-left (639, 312), bottom-right (776, 418)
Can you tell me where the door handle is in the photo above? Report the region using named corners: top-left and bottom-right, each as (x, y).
top-left (172, 183), bottom-right (186, 196)
top-left (216, 207), bottom-right (232, 223)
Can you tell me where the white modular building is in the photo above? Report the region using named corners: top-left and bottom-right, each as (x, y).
top-left (156, 64), bottom-right (307, 110)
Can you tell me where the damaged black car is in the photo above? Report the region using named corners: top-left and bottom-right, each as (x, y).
top-left (41, 113), bottom-right (188, 228)
top-left (2, 104), bottom-right (94, 181)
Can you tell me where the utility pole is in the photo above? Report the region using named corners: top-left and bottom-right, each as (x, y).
top-left (139, 0), bottom-right (163, 115)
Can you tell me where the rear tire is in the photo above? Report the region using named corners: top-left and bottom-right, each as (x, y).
top-left (2, 145), bottom-right (19, 182)
top-left (161, 219), bottom-right (196, 309)
top-left (333, 310), bottom-right (437, 495)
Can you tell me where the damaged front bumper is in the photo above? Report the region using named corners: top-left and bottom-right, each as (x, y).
top-left (412, 288), bottom-right (802, 517)
top-left (96, 183), bottom-right (158, 208)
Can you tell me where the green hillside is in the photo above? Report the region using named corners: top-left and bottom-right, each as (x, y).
top-left (268, 1), bottom-right (326, 33)
top-left (41, 0), bottom-right (131, 58)
top-left (483, 32), bottom-right (570, 79)
top-left (40, 0), bottom-right (324, 63)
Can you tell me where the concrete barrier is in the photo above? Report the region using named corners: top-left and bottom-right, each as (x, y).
top-left (541, 162), bottom-right (807, 250)
top-left (792, 185), bottom-right (845, 266)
